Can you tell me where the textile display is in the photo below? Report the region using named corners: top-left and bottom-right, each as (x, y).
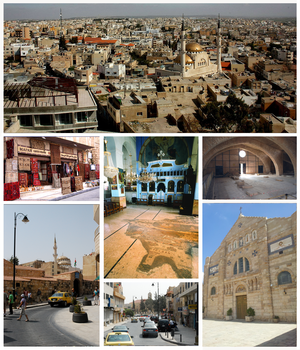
top-left (61, 177), bottom-right (71, 195)
top-left (6, 158), bottom-right (18, 172)
top-left (78, 152), bottom-right (83, 163)
top-left (71, 177), bottom-right (76, 192)
top-left (75, 176), bottom-right (83, 191)
top-left (19, 157), bottom-right (31, 171)
top-left (6, 139), bottom-right (14, 159)
top-left (18, 173), bottom-right (28, 187)
top-left (4, 182), bottom-right (20, 201)
top-left (31, 158), bottom-right (39, 173)
top-left (5, 172), bottom-right (18, 184)
top-left (96, 171), bottom-right (100, 179)
top-left (33, 179), bottom-right (41, 186)
top-left (84, 164), bottom-right (90, 180)
top-left (90, 171), bottom-right (96, 180)
top-left (30, 139), bottom-right (45, 150)
top-left (28, 174), bottom-right (33, 187)
top-left (50, 144), bottom-right (61, 164)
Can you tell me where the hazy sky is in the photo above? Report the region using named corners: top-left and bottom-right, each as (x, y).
top-left (3, 204), bottom-right (98, 269)
top-left (4, 3), bottom-right (297, 21)
top-left (203, 203), bottom-right (297, 270)
top-left (121, 280), bottom-right (192, 303)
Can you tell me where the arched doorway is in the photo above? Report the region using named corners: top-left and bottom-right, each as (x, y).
top-left (157, 183), bottom-right (165, 192)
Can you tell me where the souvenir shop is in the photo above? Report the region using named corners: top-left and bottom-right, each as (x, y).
top-left (4, 137), bottom-right (98, 200)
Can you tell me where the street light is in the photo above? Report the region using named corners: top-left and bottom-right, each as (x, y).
top-left (152, 282), bottom-right (159, 319)
top-left (13, 213), bottom-right (29, 300)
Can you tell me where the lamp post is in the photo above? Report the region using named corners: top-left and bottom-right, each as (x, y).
top-left (13, 213), bottom-right (29, 301)
top-left (152, 282), bottom-right (159, 319)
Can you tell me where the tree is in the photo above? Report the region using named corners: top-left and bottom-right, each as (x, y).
top-left (124, 308), bottom-right (134, 317)
top-left (132, 298), bottom-right (135, 311)
top-left (140, 297), bottom-right (146, 313)
top-left (152, 293), bottom-right (166, 314)
top-left (145, 297), bottom-right (154, 312)
top-left (10, 256), bottom-right (19, 265)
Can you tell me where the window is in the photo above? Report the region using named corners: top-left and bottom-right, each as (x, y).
top-left (239, 257), bottom-right (243, 273)
top-left (278, 271), bottom-right (292, 285)
top-left (59, 113), bottom-right (72, 124)
top-left (211, 287), bottom-right (216, 295)
top-left (137, 112), bottom-right (143, 116)
top-left (252, 230), bottom-right (257, 240)
top-left (40, 114), bottom-right (53, 126)
top-left (77, 111), bottom-right (88, 122)
top-left (234, 262), bottom-right (237, 275)
top-left (245, 234), bottom-right (250, 244)
top-left (239, 238), bottom-right (243, 247)
top-left (245, 258), bottom-right (250, 272)
top-left (234, 241), bottom-right (237, 250)
top-left (228, 244), bottom-right (232, 253)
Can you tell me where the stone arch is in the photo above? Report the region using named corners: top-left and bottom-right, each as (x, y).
top-left (276, 267), bottom-right (295, 287)
top-left (203, 137), bottom-right (296, 176)
top-left (235, 283), bottom-right (248, 294)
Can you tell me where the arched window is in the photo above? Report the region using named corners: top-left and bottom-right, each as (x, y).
top-left (228, 244), bottom-right (232, 253)
top-left (234, 241), bottom-right (237, 250)
top-left (239, 257), bottom-right (243, 273)
top-left (252, 230), bottom-right (257, 240)
top-left (278, 271), bottom-right (292, 285)
top-left (233, 262), bottom-right (237, 275)
top-left (245, 258), bottom-right (250, 272)
top-left (211, 287), bottom-right (216, 295)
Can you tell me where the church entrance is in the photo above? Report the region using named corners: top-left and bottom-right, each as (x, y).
top-left (236, 295), bottom-right (247, 319)
top-left (157, 183), bottom-right (165, 192)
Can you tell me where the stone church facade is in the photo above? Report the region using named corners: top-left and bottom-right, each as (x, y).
top-left (203, 211), bottom-right (296, 322)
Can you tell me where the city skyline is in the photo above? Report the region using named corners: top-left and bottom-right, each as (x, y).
top-left (4, 3), bottom-right (297, 21)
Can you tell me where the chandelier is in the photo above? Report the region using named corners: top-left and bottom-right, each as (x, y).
top-left (139, 168), bottom-right (156, 183)
top-left (125, 154), bottom-right (138, 183)
top-left (104, 140), bottom-right (119, 179)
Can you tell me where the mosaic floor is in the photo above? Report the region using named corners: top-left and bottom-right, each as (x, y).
top-left (104, 205), bottom-right (198, 278)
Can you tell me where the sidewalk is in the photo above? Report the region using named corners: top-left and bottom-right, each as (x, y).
top-left (14, 183), bottom-right (99, 201)
top-left (203, 319), bottom-right (297, 347)
top-left (104, 318), bottom-right (129, 332)
top-left (53, 302), bottom-right (99, 346)
top-left (160, 325), bottom-right (198, 346)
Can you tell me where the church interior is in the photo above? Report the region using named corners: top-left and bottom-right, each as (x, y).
top-left (203, 137), bottom-right (296, 200)
top-left (103, 136), bottom-right (199, 279)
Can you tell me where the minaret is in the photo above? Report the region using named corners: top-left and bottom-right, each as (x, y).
top-left (181, 15), bottom-right (186, 77)
top-left (53, 235), bottom-right (58, 275)
top-left (217, 14), bottom-right (222, 73)
top-left (60, 9), bottom-right (62, 38)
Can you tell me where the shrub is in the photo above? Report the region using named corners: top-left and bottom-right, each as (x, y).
top-left (246, 307), bottom-right (255, 317)
top-left (227, 308), bottom-right (232, 316)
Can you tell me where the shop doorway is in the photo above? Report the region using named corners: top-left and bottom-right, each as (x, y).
top-left (74, 279), bottom-right (80, 297)
top-left (236, 295), bottom-right (247, 319)
top-left (239, 163), bottom-right (246, 175)
top-left (215, 166), bottom-right (223, 176)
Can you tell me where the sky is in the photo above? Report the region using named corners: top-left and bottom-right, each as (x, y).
top-left (4, 3), bottom-right (297, 21)
top-left (121, 280), bottom-right (192, 303)
top-left (202, 203), bottom-right (297, 270)
top-left (3, 204), bottom-right (98, 269)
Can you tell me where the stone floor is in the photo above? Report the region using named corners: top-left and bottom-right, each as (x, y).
top-left (206, 174), bottom-right (296, 200)
top-left (202, 319), bottom-right (297, 347)
top-left (104, 204), bottom-right (198, 278)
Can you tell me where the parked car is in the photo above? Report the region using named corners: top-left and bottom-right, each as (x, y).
top-left (48, 291), bottom-right (72, 307)
top-left (131, 316), bottom-right (138, 323)
top-left (142, 317), bottom-right (151, 326)
top-left (112, 325), bottom-right (129, 333)
top-left (104, 332), bottom-right (134, 346)
top-left (142, 323), bottom-right (158, 338)
top-left (157, 319), bottom-right (171, 332)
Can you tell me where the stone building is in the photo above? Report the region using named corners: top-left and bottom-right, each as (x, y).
top-left (203, 211), bottom-right (296, 322)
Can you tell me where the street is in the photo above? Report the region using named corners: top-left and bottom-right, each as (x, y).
top-left (58, 187), bottom-right (100, 201)
top-left (4, 305), bottom-right (93, 346)
top-left (104, 319), bottom-right (177, 346)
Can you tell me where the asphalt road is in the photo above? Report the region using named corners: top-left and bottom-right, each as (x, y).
top-left (104, 320), bottom-right (177, 346)
top-left (4, 305), bottom-right (92, 346)
top-left (59, 187), bottom-right (100, 201)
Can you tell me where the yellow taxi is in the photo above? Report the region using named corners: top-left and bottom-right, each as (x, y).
top-left (48, 291), bottom-right (72, 307)
top-left (104, 332), bottom-right (134, 346)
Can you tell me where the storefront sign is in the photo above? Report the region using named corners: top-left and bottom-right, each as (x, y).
top-left (61, 153), bottom-right (78, 160)
top-left (18, 146), bottom-right (50, 157)
top-left (188, 304), bottom-right (197, 310)
top-left (30, 139), bottom-right (45, 150)
top-left (178, 307), bottom-right (182, 311)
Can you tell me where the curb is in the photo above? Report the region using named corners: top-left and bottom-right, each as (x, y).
top-left (49, 187), bottom-right (99, 201)
top-left (159, 333), bottom-right (192, 346)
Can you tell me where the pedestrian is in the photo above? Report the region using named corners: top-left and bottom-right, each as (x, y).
top-left (71, 288), bottom-right (77, 298)
top-left (24, 289), bottom-right (28, 301)
top-left (93, 287), bottom-right (99, 306)
top-left (4, 290), bottom-right (8, 317)
top-left (37, 289), bottom-right (41, 303)
top-left (17, 294), bottom-right (29, 322)
top-left (8, 291), bottom-right (14, 315)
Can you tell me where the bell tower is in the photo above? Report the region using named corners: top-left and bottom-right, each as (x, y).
top-left (181, 15), bottom-right (186, 77)
top-left (217, 14), bottom-right (222, 73)
top-left (53, 235), bottom-right (58, 275)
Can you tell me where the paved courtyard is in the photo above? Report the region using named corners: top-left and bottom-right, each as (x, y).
top-left (203, 319), bottom-right (297, 347)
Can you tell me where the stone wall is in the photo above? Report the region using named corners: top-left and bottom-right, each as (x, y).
top-left (204, 212), bottom-right (296, 322)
